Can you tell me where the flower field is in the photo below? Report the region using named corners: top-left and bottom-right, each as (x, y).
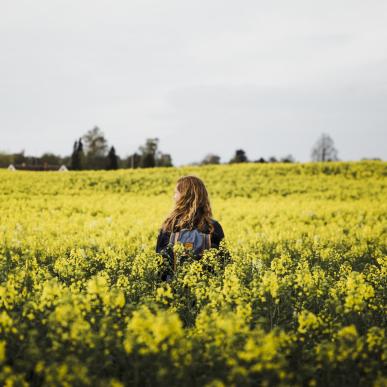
top-left (0, 161), bottom-right (386, 386)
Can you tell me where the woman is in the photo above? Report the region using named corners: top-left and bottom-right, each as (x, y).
top-left (155, 175), bottom-right (225, 279)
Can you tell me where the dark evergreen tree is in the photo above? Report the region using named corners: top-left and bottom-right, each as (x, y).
top-left (70, 140), bottom-right (80, 170)
top-left (70, 138), bottom-right (84, 170)
top-left (106, 146), bottom-right (118, 170)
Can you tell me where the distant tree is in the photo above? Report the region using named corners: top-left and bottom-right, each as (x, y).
top-left (28, 156), bottom-right (39, 166)
top-left (230, 149), bottom-right (248, 163)
top-left (14, 150), bottom-right (26, 165)
top-left (106, 146), bottom-right (119, 170)
top-left (82, 126), bottom-right (109, 169)
top-left (70, 138), bottom-right (84, 170)
top-left (139, 138), bottom-right (159, 168)
top-left (82, 126), bottom-right (108, 157)
top-left (311, 133), bottom-right (339, 162)
top-left (127, 153), bottom-right (141, 168)
top-left (186, 161), bottom-right (201, 166)
top-left (61, 155), bottom-right (71, 168)
top-left (41, 152), bottom-right (61, 166)
top-left (156, 152), bottom-right (173, 167)
top-left (268, 156), bottom-right (278, 163)
top-left (201, 154), bottom-right (221, 165)
top-left (77, 138), bottom-right (84, 169)
top-left (361, 157), bottom-right (381, 161)
top-left (141, 153), bottom-right (155, 168)
top-left (0, 151), bottom-right (15, 167)
top-left (254, 157), bottom-right (266, 163)
top-left (280, 154), bottom-right (295, 163)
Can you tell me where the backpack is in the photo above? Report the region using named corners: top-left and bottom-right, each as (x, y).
top-left (168, 228), bottom-right (211, 271)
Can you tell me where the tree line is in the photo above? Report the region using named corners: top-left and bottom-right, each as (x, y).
top-left (69, 127), bottom-right (173, 170)
top-left (0, 127), bottom-right (173, 171)
top-left (1, 129), bottom-right (378, 171)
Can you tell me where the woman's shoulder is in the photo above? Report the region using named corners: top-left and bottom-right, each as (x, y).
top-left (209, 218), bottom-right (224, 234)
top-left (210, 218), bottom-right (222, 227)
top-left (158, 227), bottom-right (171, 235)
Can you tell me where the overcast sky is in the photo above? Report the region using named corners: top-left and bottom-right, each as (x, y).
top-left (1, 0), bottom-right (386, 165)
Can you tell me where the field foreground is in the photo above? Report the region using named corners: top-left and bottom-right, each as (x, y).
top-left (0, 161), bottom-right (386, 386)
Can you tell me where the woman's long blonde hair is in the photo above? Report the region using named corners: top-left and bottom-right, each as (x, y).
top-left (161, 175), bottom-right (214, 233)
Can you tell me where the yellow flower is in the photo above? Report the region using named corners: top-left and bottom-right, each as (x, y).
top-left (0, 340), bottom-right (6, 363)
top-left (297, 310), bottom-right (321, 334)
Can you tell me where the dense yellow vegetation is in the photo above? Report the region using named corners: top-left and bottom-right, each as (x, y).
top-left (0, 161), bottom-right (386, 386)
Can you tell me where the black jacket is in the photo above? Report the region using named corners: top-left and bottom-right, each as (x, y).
top-left (155, 219), bottom-right (225, 254)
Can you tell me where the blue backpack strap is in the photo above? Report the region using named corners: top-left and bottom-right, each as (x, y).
top-left (169, 231), bottom-right (180, 244)
top-left (169, 231), bottom-right (180, 271)
top-left (202, 233), bottom-right (211, 251)
top-left (206, 233), bottom-right (211, 249)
